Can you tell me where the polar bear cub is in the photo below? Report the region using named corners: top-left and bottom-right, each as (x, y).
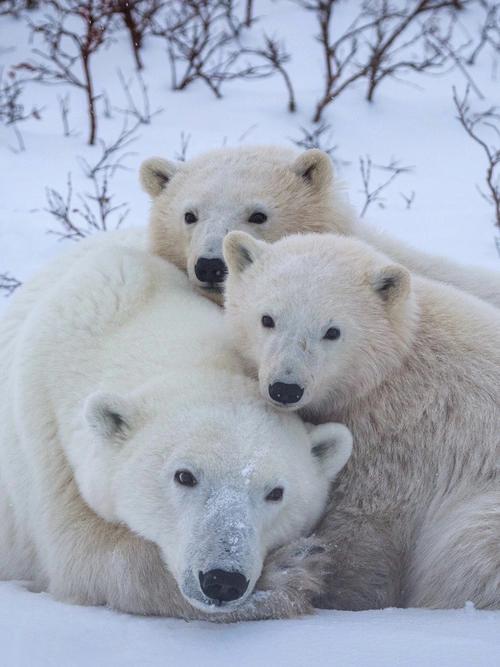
top-left (141, 145), bottom-right (499, 308)
top-left (0, 236), bottom-right (352, 621)
top-left (223, 230), bottom-right (500, 610)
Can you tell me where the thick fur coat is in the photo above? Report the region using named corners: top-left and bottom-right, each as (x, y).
top-left (0, 233), bottom-right (352, 620)
top-left (223, 231), bottom-right (500, 610)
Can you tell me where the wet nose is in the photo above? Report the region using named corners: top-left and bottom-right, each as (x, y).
top-left (194, 257), bottom-right (227, 284)
top-left (199, 569), bottom-right (249, 604)
top-left (269, 382), bottom-right (304, 405)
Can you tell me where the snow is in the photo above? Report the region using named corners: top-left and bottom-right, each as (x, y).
top-left (1, 1), bottom-right (499, 664)
top-left (2, 581), bottom-right (500, 667)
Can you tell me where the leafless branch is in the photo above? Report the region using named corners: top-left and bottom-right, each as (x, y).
top-left (359, 155), bottom-right (413, 217)
top-left (114, 68), bottom-right (163, 124)
top-left (16, 0), bottom-right (114, 145)
top-left (174, 131), bottom-right (191, 161)
top-left (362, 0), bottom-right (463, 104)
top-left (57, 92), bottom-right (75, 137)
top-left (106, 0), bottom-right (162, 70)
top-left (0, 67), bottom-right (42, 151)
top-left (290, 121), bottom-right (338, 158)
top-left (45, 120), bottom-right (140, 240)
top-left (78, 119), bottom-right (139, 179)
top-left (467, 0), bottom-right (500, 66)
top-left (151, 0), bottom-right (288, 101)
top-left (0, 272), bottom-right (22, 297)
top-left (296, 0), bottom-right (467, 122)
top-left (453, 85), bottom-right (500, 228)
top-left (400, 190), bottom-right (416, 209)
top-left (239, 34), bottom-right (297, 112)
top-left (0, 0), bottom-right (38, 17)
top-left (45, 171), bottom-right (130, 241)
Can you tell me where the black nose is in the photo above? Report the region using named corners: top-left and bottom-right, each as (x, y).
top-left (199, 569), bottom-right (249, 604)
top-left (194, 257), bottom-right (227, 284)
top-left (269, 382), bottom-right (304, 405)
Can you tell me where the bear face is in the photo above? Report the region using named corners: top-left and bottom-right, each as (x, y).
top-left (223, 232), bottom-right (418, 414)
top-left (140, 146), bottom-right (353, 304)
top-left (76, 380), bottom-right (352, 614)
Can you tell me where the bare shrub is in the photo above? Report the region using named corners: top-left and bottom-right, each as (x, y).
top-left (57, 92), bottom-right (76, 137)
top-left (290, 121), bottom-right (338, 158)
top-left (0, 272), bottom-right (22, 297)
top-left (359, 155), bottom-right (413, 217)
top-left (114, 69), bottom-right (163, 124)
top-left (0, 67), bottom-right (42, 151)
top-left (16, 0), bottom-right (114, 145)
top-left (45, 172), bottom-right (129, 240)
top-left (45, 121), bottom-right (140, 240)
top-left (298, 0), bottom-right (467, 122)
top-left (151, 0), bottom-right (256, 98)
top-left (151, 0), bottom-right (295, 110)
top-left (107, 0), bottom-right (162, 70)
top-left (174, 131), bottom-right (191, 161)
top-left (467, 0), bottom-right (500, 66)
top-left (454, 85), bottom-right (500, 228)
top-left (362, 0), bottom-right (462, 103)
top-left (0, 0), bottom-right (38, 17)
top-left (240, 35), bottom-right (297, 112)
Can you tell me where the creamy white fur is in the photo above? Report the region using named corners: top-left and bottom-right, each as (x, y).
top-left (0, 233), bottom-right (352, 621)
top-left (141, 145), bottom-right (500, 307)
top-left (223, 230), bottom-right (500, 610)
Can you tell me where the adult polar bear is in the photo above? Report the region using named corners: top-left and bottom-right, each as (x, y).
top-left (223, 231), bottom-right (500, 611)
top-left (140, 146), bottom-right (500, 308)
top-left (0, 235), bottom-right (352, 620)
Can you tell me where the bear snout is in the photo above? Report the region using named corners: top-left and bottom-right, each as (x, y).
top-left (268, 381), bottom-right (304, 406)
top-left (199, 569), bottom-right (249, 605)
top-left (194, 257), bottom-right (227, 285)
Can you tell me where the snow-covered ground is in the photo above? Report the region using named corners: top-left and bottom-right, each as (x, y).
top-left (2, 581), bottom-right (500, 667)
top-left (1, 1), bottom-right (499, 665)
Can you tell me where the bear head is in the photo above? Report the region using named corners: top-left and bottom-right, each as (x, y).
top-left (223, 232), bottom-right (418, 415)
top-left (75, 378), bottom-right (352, 614)
top-left (140, 146), bottom-right (354, 305)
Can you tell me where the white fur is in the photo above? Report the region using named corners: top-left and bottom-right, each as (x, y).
top-left (140, 145), bottom-right (500, 308)
top-left (0, 233), bottom-right (352, 620)
top-left (223, 231), bottom-right (500, 610)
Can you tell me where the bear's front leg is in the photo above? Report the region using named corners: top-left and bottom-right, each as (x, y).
top-left (313, 508), bottom-right (403, 611)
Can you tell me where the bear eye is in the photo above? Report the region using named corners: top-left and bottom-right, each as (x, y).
top-left (266, 487), bottom-right (284, 502)
top-left (324, 327), bottom-right (341, 341)
top-left (248, 211), bottom-right (267, 224)
top-left (261, 315), bottom-right (275, 328)
top-left (174, 469), bottom-right (197, 487)
top-left (184, 211), bottom-right (198, 224)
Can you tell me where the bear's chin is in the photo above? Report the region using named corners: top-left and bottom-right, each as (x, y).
top-left (195, 283), bottom-right (225, 305)
top-left (182, 591), bottom-right (249, 614)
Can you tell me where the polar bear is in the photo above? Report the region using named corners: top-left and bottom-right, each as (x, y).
top-left (222, 230), bottom-right (500, 610)
top-left (0, 236), bottom-right (352, 621)
top-left (140, 145), bottom-right (500, 307)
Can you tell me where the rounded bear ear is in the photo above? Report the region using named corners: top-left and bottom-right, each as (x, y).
top-left (370, 264), bottom-right (411, 307)
top-left (308, 422), bottom-right (353, 481)
top-left (84, 392), bottom-right (137, 444)
top-left (291, 149), bottom-right (333, 191)
top-left (140, 157), bottom-right (179, 197)
top-left (223, 231), bottom-right (269, 277)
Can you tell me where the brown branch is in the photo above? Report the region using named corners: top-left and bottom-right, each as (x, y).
top-left (16, 0), bottom-right (114, 145)
top-left (453, 85), bottom-right (500, 228)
